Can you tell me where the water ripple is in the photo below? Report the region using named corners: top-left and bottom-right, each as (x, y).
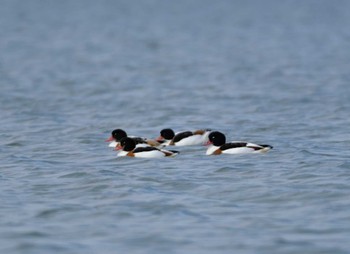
top-left (1, 0), bottom-right (350, 253)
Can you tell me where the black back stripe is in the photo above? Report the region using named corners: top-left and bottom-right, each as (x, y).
top-left (173, 131), bottom-right (193, 143)
top-left (259, 144), bottom-right (273, 149)
top-left (133, 146), bottom-right (158, 153)
top-left (220, 142), bottom-right (248, 151)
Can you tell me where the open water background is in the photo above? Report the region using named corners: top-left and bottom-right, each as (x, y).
top-left (1, 0), bottom-right (350, 253)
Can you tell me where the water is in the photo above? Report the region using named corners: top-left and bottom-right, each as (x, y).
top-left (1, 0), bottom-right (350, 253)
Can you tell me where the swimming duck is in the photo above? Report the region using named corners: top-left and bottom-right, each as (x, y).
top-left (206, 131), bottom-right (273, 155)
top-left (115, 137), bottom-right (179, 158)
top-left (106, 129), bottom-right (161, 148)
top-left (156, 128), bottom-right (211, 146)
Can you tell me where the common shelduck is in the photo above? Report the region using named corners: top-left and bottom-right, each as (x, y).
top-left (156, 128), bottom-right (211, 146)
top-left (115, 137), bottom-right (179, 158)
top-left (206, 131), bottom-right (273, 155)
top-left (106, 129), bottom-right (161, 148)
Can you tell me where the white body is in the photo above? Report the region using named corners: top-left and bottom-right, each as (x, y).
top-left (206, 143), bottom-right (271, 155)
top-left (163, 131), bottom-right (211, 146)
top-left (135, 150), bottom-right (167, 158)
top-left (111, 141), bottom-right (149, 148)
top-left (176, 132), bottom-right (210, 146)
top-left (117, 150), bottom-right (129, 157)
top-left (117, 150), bottom-right (168, 158)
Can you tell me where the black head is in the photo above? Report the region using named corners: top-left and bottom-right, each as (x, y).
top-left (111, 129), bottom-right (128, 141)
top-left (160, 128), bottom-right (175, 140)
top-left (208, 131), bottom-right (226, 146)
top-left (120, 137), bottom-right (136, 151)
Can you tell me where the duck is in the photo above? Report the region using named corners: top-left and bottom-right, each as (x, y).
top-left (156, 128), bottom-right (211, 146)
top-left (115, 137), bottom-right (179, 158)
top-left (205, 131), bottom-right (273, 155)
top-left (105, 129), bottom-right (161, 148)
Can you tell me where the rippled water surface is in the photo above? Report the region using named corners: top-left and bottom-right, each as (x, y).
top-left (1, 0), bottom-right (350, 253)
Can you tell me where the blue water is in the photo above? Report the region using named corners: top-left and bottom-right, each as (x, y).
top-left (1, 0), bottom-right (350, 253)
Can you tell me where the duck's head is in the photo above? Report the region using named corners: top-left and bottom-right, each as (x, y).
top-left (207, 131), bottom-right (226, 146)
top-left (118, 137), bottom-right (136, 151)
top-left (156, 128), bottom-right (175, 141)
